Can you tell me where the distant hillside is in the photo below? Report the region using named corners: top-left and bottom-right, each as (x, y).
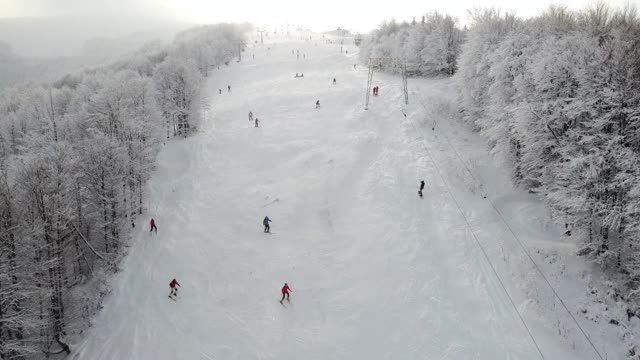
top-left (0, 16), bottom-right (191, 57)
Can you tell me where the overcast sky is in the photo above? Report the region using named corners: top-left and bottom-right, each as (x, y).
top-left (1, 0), bottom-right (638, 32)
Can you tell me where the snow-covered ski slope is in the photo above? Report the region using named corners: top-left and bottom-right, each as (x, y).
top-left (74, 38), bottom-right (619, 359)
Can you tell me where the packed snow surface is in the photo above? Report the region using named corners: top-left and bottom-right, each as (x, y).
top-left (74, 39), bottom-right (615, 359)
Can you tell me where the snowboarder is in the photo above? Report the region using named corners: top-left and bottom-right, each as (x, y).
top-left (332, 78), bottom-right (336, 85)
top-left (150, 218), bottom-right (157, 233)
top-left (227, 85), bottom-right (231, 93)
top-left (280, 283), bottom-right (291, 303)
top-left (255, 118), bottom-right (259, 127)
top-left (315, 100), bottom-right (320, 109)
top-left (169, 278), bottom-right (181, 298)
top-left (263, 216), bottom-right (272, 233)
top-left (249, 111), bottom-right (253, 121)
top-left (418, 180), bottom-right (425, 198)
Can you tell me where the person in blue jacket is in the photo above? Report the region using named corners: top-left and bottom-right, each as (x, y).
top-left (263, 216), bottom-right (272, 233)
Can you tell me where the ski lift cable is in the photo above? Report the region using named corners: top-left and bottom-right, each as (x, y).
top-left (406, 119), bottom-right (546, 359)
top-left (423, 112), bottom-right (605, 360)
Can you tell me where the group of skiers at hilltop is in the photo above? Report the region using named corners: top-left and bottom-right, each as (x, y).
top-left (218, 85), bottom-right (232, 95)
top-left (249, 111), bottom-right (259, 127)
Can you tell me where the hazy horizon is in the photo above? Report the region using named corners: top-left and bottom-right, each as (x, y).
top-left (0, 0), bottom-right (638, 57)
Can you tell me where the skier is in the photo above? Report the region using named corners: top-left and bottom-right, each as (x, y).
top-left (255, 118), bottom-right (259, 127)
top-left (263, 216), bottom-right (272, 233)
top-left (249, 111), bottom-right (253, 121)
top-left (219, 89), bottom-right (222, 95)
top-left (169, 278), bottom-right (181, 298)
top-left (315, 100), bottom-right (320, 109)
top-left (418, 180), bottom-right (425, 198)
top-left (333, 78), bottom-right (336, 85)
top-left (227, 85), bottom-right (231, 93)
top-left (354, 63), bottom-right (357, 70)
top-left (280, 283), bottom-right (292, 303)
top-left (150, 218), bottom-right (157, 233)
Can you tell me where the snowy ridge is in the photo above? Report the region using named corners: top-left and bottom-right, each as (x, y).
top-left (74, 38), bottom-right (629, 359)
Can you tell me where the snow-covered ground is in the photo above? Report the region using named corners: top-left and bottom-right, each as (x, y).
top-left (73, 37), bottom-right (631, 359)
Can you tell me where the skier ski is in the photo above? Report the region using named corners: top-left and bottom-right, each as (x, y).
top-left (280, 283), bottom-right (292, 303)
top-left (263, 216), bottom-right (272, 233)
top-left (150, 218), bottom-right (157, 233)
top-left (169, 278), bottom-right (181, 298)
top-left (418, 180), bottom-right (425, 198)
top-left (249, 111), bottom-right (253, 121)
top-left (315, 100), bottom-right (320, 109)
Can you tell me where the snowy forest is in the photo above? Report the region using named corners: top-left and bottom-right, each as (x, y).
top-left (0, 23), bottom-right (248, 358)
top-left (359, 12), bottom-right (463, 76)
top-left (364, 4), bottom-right (640, 308)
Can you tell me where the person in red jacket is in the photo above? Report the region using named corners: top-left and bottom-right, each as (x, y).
top-left (280, 283), bottom-right (291, 303)
top-left (169, 278), bottom-right (180, 298)
top-left (150, 218), bottom-right (157, 233)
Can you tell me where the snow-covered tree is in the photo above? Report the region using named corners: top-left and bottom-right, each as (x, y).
top-left (0, 22), bottom-right (248, 358)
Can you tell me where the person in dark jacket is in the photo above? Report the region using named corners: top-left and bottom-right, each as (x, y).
top-left (263, 216), bottom-right (272, 233)
top-left (419, 180), bottom-right (425, 198)
top-left (150, 218), bottom-right (158, 233)
top-left (169, 278), bottom-right (181, 297)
